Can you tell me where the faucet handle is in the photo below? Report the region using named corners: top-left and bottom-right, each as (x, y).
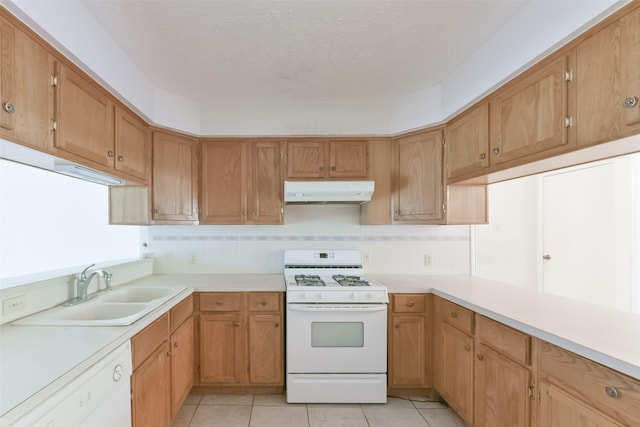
top-left (80, 264), bottom-right (96, 280)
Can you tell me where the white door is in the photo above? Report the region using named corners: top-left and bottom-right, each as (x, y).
top-left (541, 158), bottom-right (634, 311)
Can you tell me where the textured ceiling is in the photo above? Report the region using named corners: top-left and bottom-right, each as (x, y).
top-left (81, 1), bottom-right (529, 104)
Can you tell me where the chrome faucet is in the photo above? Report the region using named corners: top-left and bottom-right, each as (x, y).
top-left (66, 264), bottom-right (112, 305)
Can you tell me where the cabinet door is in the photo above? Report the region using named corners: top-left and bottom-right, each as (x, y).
top-left (151, 131), bottom-right (198, 222)
top-left (200, 141), bottom-right (248, 224)
top-left (252, 141), bottom-right (283, 224)
top-left (114, 106), bottom-right (150, 181)
top-left (393, 130), bottom-right (444, 223)
top-left (475, 344), bottom-right (531, 427)
top-left (286, 140), bottom-right (325, 178)
top-left (489, 54), bottom-right (575, 165)
top-left (0, 15), bottom-right (53, 150)
top-left (54, 61), bottom-right (114, 167)
top-left (539, 383), bottom-right (623, 427)
top-left (199, 313), bottom-right (245, 384)
top-left (248, 313), bottom-right (283, 385)
top-left (171, 316), bottom-right (194, 419)
top-left (440, 323), bottom-right (474, 425)
top-left (445, 104), bottom-right (489, 180)
top-left (329, 140), bottom-right (368, 178)
top-left (132, 341), bottom-right (171, 427)
top-left (389, 314), bottom-right (426, 387)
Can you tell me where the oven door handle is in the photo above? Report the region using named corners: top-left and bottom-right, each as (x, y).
top-left (287, 305), bottom-right (387, 313)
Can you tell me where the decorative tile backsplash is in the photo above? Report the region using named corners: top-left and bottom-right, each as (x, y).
top-left (146, 205), bottom-right (471, 275)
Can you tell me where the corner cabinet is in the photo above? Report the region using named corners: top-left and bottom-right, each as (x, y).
top-left (151, 130), bottom-right (199, 224)
top-left (0, 11), bottom-right (54, 150)
top-left (196, 292), bottom-right (284, 391)
top-left (285, 139), bottom-right (369, 180)
top-left (200, 139), bottom-right (283, 225)
top-left (392, 129), bottom-right (444, 223)
top-left (388, 294), bottom-right (432, 395)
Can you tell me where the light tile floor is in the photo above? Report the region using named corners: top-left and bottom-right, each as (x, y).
top-left (172, 394), bottom-right (467, 427)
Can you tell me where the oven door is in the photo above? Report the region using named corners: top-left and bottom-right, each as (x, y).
top-left (286, 303), bottom-right (387, 374)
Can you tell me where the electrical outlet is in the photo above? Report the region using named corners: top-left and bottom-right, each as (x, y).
top-left (424, 253), bottom-right (433, 267)
top-left (3, 295), bottom-right (26, 315)
top-left (362, 252), bottom-right (370, 266)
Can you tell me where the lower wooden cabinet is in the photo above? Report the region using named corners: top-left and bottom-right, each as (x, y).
top-left (388, 294), bottom-right (431, 393)
top-left (131, 295), bottom-right (194, 427)
top-left (439, 322), bottom-right (474, 424)
top-left (196, 292), bottom-right (284, 390)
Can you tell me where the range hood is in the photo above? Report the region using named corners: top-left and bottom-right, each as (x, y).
top-left (284, 180), bottom-right (375, 203)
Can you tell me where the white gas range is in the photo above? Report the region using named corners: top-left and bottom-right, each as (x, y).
top-left (284, 250), bottom-right (389, 404)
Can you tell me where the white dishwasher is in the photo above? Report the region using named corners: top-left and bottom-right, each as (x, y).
top-left (12, 340), bottom-right (133, 427)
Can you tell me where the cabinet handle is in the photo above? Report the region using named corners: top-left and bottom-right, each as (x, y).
top-left (166, 351), bottom-right (171, 357)
top-left (476, 353), bottom-right (484, 361)
top-left (492, 148), bottom-right (500, 155)
top-left (479, 153), bottom-right (486, 160)
top-left (542, 254), bottom-right (551, 260)
top-left (117, 155), bottom-right (124, 162)
top-left (450, 311), bottom-right (458, 319)
top-left (261, 300), bottom-right (267, 306)
top-left (275, 322), bottom-right (280, 328)
top-left (174, 341), bottom-right (179, 348)
top-left (407, 301), bottom-right (415, 307)
top-left (216, 299), bottom-right (223, 305)
top-left (153, 208), bottom-right (159, 214)
top-left (234, 321), bottom-right (240, 327)
top-left (604, 386), bottom-right (619, 399)
top-left (3, 102), bottom-right (15, 114)
top-left (623, 96), bottom-right (638, 108)
top-left (331, 166), bottom-right (336, 171)
top-left (107, 150), bottom-right (115, 158)
top-left (464, 344), bottom-right (471, 352)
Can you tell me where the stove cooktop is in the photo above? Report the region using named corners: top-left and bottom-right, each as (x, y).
top-left (293, 274), bottom-right (372, 287)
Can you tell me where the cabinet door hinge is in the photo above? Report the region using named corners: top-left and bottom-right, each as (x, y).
top-left (50, 120), bottom-right (58, 131)
top-left (564, 116), bottom-right (573, 128)
top-left (50, 75), bottom-right (58, 87)
top-left (442, 203), bottom-right (447, 213)
top-left (564, 69), bottom-right (573, 82)
top-left (537, 391), bottom-right (542, 404)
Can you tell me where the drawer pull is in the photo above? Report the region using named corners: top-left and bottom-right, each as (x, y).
top-left (605, 386), bottom-right (619, 399)
top-left (476, 353), bottom-right (484, 361)
top-left (464, 344), bottom-right (471, 352)
top-left (407, 301), bottom-right (415, 307)
top-left (216, 299), bottom-right (223, 305)
top-left (275, 322), bottom-right (280, 328)
top-left (623, 96), bottom-right (638, 108)
top-left (261, 300), bottom-right (267, 306)
top-left (450, 311), bottom-right (458, 319)
top-left (4, 102), bottom-right (16, 114)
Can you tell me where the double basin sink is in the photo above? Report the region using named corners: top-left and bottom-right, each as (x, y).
top-left (13, 286), bottom-right (186, 326)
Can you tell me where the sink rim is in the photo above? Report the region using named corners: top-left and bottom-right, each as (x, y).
top-left (12, 286), bottom-right (187, 326)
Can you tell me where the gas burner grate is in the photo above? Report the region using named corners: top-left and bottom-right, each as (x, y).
top-left (332, 274), bottom-right (370, 287)
top-left (294, 274), bottom-right (326, 286)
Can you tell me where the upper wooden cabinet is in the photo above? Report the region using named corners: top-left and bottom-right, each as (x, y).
top-left (53, 60), bottom-right (115, 168)
top-left (0, 13), bottom-right (54, 150)
top-left (200, 139), bottom-right (283, 225)
top-left (445, 104), bottom-right (489, 180)
top-left (286, 139), bottom-right (369, 179)
top-left (114, 106), bottom-right (150, 181)
top-left (489, 52), bottom-right (576, 167)
top-left (576, 7), bottom-right (640, 148)
top-left (151, 130), bottom-right (198, 223)
top-left (393, 129), bottom-right (444, 223)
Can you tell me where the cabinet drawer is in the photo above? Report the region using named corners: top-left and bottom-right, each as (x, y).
top-left (170, 294), bottom-right (193, 330)
top-left (392, 294), bottom-right (426, 313)
top-left (200, 292), bottom-right (243, 312)
top-left (477, 315), bottom-right (530, 365)
top-left (540, 341), bottom-right (640, 426)
top-left (248, 293), bottom-right (281, 312)
top-left (437, 297), bottom-right (474, 335)
top-left (132, 313), bottom-right (169, 369)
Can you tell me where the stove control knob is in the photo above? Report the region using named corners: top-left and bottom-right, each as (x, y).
top-left (317, 293), bottom-right (323, 300)
top-left (351, 293), bottom-right (357, 299)
top-left (367, 293), bottom-right (374, 299)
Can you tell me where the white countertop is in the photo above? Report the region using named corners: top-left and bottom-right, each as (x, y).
top-left (2, 272), bottom-right (639, 424)
top-left (371, 274), bottom-right (640, 380)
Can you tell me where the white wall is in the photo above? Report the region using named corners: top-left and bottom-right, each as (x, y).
top-left (146, 205), bottom-right (471, 275)
top-left (0, 160), bottom-right (141, 288)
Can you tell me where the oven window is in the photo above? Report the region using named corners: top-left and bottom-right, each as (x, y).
top-left (311, 322), bottom-right (364, 347)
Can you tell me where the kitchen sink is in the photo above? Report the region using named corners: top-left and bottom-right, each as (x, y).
top-left (13, 286), bottom-right (186, 326)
